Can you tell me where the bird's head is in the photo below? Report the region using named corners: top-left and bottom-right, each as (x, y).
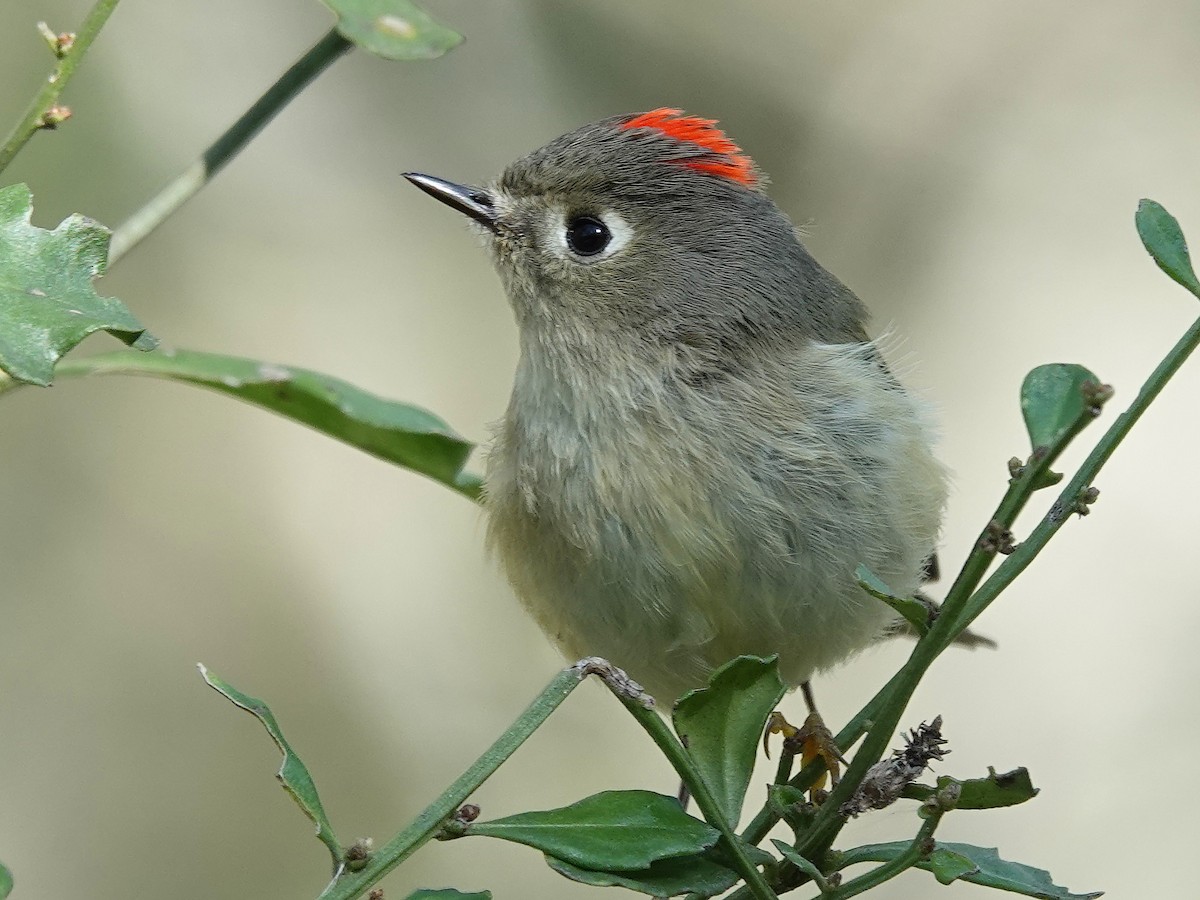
top-left (406, 109), bottom-right (866, 359)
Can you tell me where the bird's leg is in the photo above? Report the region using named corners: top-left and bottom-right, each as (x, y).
top-left (677, 780), bottom-right (691, 810)
top-left (763, 683), bottom-right (846, 801)
top-left (677, 734), bottom-right (692, 810)
top-left (796, 681), bottom-right (846, 791)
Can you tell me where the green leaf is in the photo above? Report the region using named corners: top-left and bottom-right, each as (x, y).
top-left (771, 839), bottom-right (826, 884)
top-left (0, 860), bottom-right (11, 899)
top-left (855, 564), bottom-right (929, 634)
top-left (404, 891), bottom-right (491, 900)
top-left (199, 664), bottom-right (341, 866)
top-left (926, 847), bottom-right (980, 884)
top-left (548, 852), bottom-right (741, 899)
top-left (33, 348), bottom-right (480, 500)
top-left (839, 841), bottom-right (1102, 899)
top-left (1136, 199), bottom-right (1200, 298)
top-left (1020, 363), bottom-right (1101, 452)
top-left (672, 656), bottom-right (786, 825)
top-left (906, 768), bottom-right (1039, 810)
top-left (323, 0), bottom-right (463, 60)
top-left (0, 183), bottom-right (155, 386)
top-left (466, 790), bottom-right (719, 872)
top-left (767, 783), bottom-right (814, 834)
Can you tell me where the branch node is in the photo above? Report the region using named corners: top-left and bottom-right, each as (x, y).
top-left (571, 657), bottom-right (655, 708)
top-left (1074, 485), bottom-right (1101, 516)
top-left (36, 22), bottom-right (76, 57)
top-left (1080, 379), bottom-right (1115, 417)
top-left (343, 837), bottom-right (374, 872)
top-left (1053, 485), bottom-right (1100, 521)
top-left (976, 520), bottom-right (1016, 555)
top-left (37, 105), bottom-right (71, 129)
top-left (435, 804), bottom-right (480, 841)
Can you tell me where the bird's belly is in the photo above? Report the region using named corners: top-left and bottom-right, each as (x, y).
top-left (484, 393), bottom-right (940, 702)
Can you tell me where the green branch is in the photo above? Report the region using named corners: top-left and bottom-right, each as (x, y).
top-left (0, 0), bottom-right (122, 173)
top-left (796, 312), bottom-right (1200, 863)
top-left (316, 665), bottom-right (586, 900)
top-left (743, 201), bottom-right (1200, 870)
top-left (739, 366), bottom-right (1098, 850)
top-left (612, 687), bottom-right (779, 900)
top-left (950, 311), bottom-right (1200, 636)
top-left (107, 26), bottom-right (353, 263)
top-left (829, 806), bottom-right (946, 899)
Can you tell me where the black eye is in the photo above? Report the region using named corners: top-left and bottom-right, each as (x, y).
top-left (565, 216), bottom-right (611, 256)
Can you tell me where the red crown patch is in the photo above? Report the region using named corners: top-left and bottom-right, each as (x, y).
top-left (621, 108), bottom-right (757, 187)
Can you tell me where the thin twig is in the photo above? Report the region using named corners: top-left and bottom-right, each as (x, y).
top-left (796, 312), bottom-right (1200, 862)
top-left (316, 665), bottom-right (587, 900)
top-left (107, 27), bottom-right (353, 263)
top-left (828, 804), bottom-right (946, 899)
top-left (610, 684), bottom-right (780, 900)
top-left (0, 0), bottom-right (122, 173)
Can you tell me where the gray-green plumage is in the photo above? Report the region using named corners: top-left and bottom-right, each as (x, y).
top-left (410, 111), bottom-right (946, 701)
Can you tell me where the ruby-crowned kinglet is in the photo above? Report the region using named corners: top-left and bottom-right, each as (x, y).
top-left (406, 109), bottom-right (947, 704)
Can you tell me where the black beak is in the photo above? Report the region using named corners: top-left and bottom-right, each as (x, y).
top-left (403, 172), bottom-right (499, 232)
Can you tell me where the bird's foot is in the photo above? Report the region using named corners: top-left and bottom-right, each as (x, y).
top-left (796, 710), bottom-right (846, 792)
top-left (764, 710), bottom-right (846, 799)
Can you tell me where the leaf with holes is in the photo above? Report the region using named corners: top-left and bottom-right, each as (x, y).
top-left (0, 183), bottom-right (154, 386)
top-left (672, 656), bottom-right (786, 825)
top-left (323, 0), bottom-right (462, 60)
top-left (1136, 199), bottom-right (1200, 298)
top-left (466, 791), bottom-right (719, 872)
top-left (0, 859), bottom-right (11, 899)
top-left (200, 665), bottom-right (341, 866)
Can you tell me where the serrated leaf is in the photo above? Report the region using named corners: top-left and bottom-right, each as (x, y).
top-left (323, 0), bottom-right (462, 60)
top-left (0, 183), bottom-right (155, 386)
top-left (907, 768), bottom-right (1039, 810)
top-left (672, 656), bottom-right (786, 825)
top-left (855, 564), bottom-right (929, 633)
top-left (467, 790), bottom-right (719, 872)
top-left (0, 860), bottom-right (11, 899)
top-left (840, 840), bottom-right (1102, 899)
top-left (38, 348), bottom-right (480, 499)
top-left (1020, 363), bottom-right (1101, 452)
top-left (1136, 199), bottom-right (1200, 298)
top-left (548, 851), bottom-right (741, 899)
top-left (199, 664), bottom-right (341, 865)
top-left (404, 891), bottom-right (491, 900)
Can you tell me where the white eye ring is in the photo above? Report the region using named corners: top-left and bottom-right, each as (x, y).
top-left (548, 208), bottom-right (633, 263)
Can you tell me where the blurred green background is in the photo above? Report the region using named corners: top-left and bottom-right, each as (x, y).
top-left (2, 1), bottom-right (1198, 897)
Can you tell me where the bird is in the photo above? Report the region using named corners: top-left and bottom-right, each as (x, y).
top-left (404, 109), bottom-right (947, 749)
